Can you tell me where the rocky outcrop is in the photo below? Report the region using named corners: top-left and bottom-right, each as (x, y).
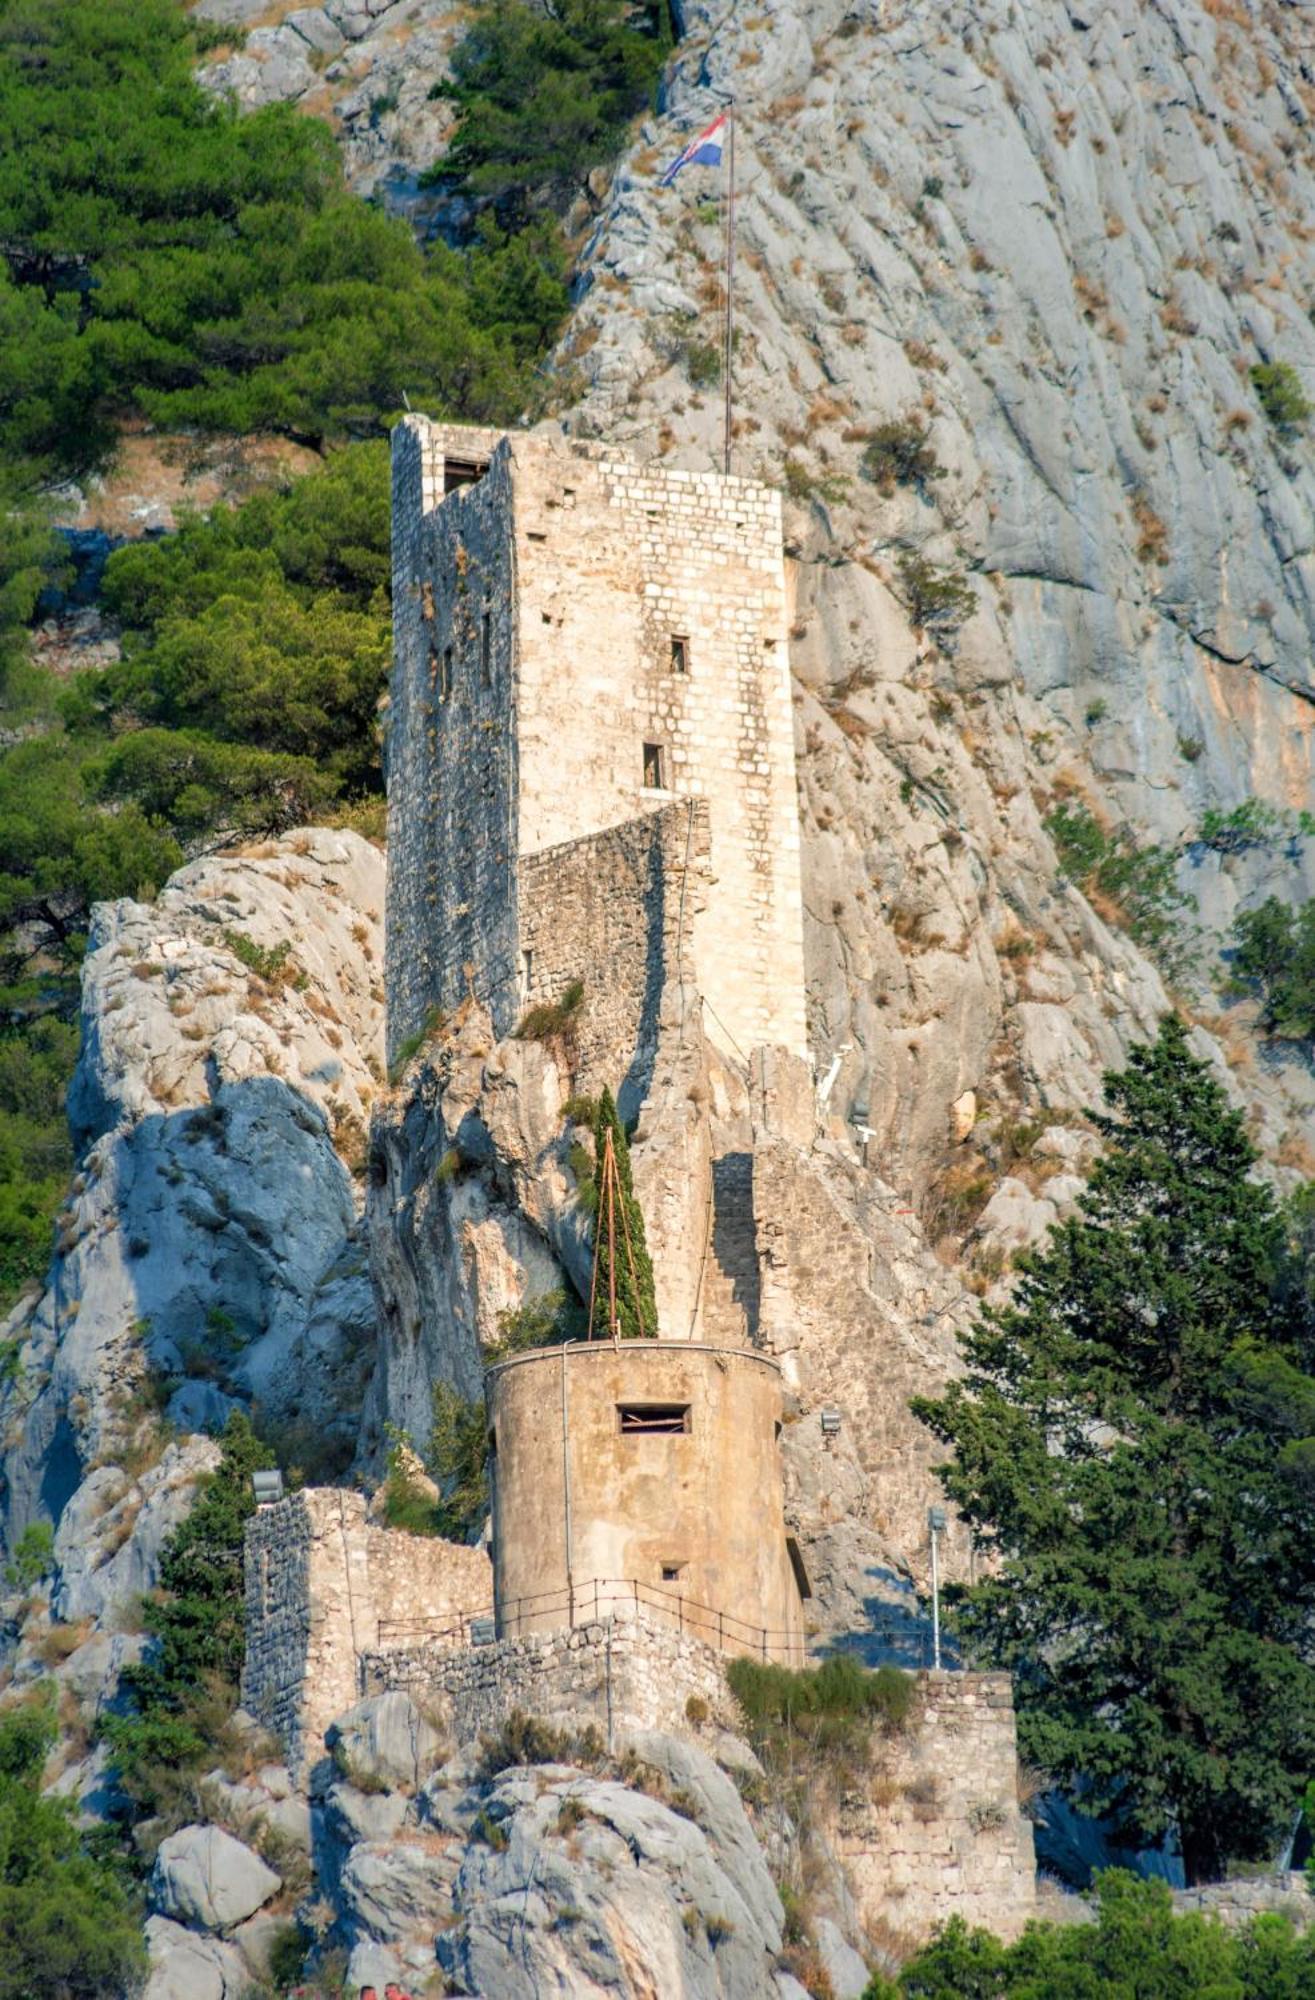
top-left (309, 1726), bottom-right (801, 1998)
top-left (195, 0), bottom-right (464, 209)
top-left (559, 0), bottom-right (1315, 1192)
top-left (150, 1823), bottom-right (282, 1932)
top-left (0, 829), bottom-right (384, 1714)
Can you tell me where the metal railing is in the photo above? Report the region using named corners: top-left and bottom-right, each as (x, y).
top-left (374, 1575), bottom-right (804, 1665)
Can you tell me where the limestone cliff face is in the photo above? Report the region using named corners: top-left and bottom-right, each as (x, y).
top-left (0, 831), bottom-right (383, 1715)
top-left (560, 0), bottom-right (1315, 1192)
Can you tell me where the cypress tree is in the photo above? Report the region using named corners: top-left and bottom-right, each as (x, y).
top-left (589, 1086), bottom-right (657, 1339)
top-left (914, 1015), bottom-right (1315, 1882)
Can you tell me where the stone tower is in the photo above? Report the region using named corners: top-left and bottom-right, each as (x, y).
top-left (486, 1339), bottom-right (807, 1664)
top-left (386, 418), bottom-right (808, 1076)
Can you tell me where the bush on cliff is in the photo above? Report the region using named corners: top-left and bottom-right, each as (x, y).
top-left (102, 1413), bottom-right (274, 1814)
top-left (865, 1869), bottom-right (1315, 1999)
top-left (914, 1017), bottom-right (1315, 1884)
top-left (0, 1687), bottom-right (146, 1999)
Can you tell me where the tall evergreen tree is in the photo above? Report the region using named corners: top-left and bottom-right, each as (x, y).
top-left (589, 1086), bottom-right (657, 1339)
top-left (914, 1016), bottom-right (1315, 1882)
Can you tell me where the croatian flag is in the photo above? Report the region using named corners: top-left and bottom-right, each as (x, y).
top-left (659, 112), bottom-right (727, 186)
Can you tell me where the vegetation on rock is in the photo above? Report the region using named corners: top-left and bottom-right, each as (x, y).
top-left (587, 1085), bottom-right (658, 1338)
top-left (382, 1383), bottom-right (490, 1542)
top-left (1250, 360), bottom-right (1312, 434)
top-left (429, 0), bottom-right (671, 223)
top-left (1229, 896), bottom-right (1315, 1039)
top-left (0, 1687), bottom-right (146, 1999)
top-left (865, 1869), bottom-right (1315, 1998)
top-left (1045, 800), bottom-right (1196, 980)
top-left (914, 1017), bottom-right (1315, 1883)
top-left (102, 1412), bottom-right (274, 1814)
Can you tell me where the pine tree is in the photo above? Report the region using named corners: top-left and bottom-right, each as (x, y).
top-left (589, 1086), bottom-right (657, 1339)
top-left (914, 1015), bottom-right (1315, 1882)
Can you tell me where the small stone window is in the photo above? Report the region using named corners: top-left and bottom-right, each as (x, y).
top-left (443, 456), bottom-right (487, 495)
top-left (480, 610), bottom-right (492, 686)
top-left (642, 742), bottom-right (667, 790)
top-left (660, 1562), bottom-right (686, 1583)
top-left (521, 948), bottom-right (533, 997)
top-left (670, 634), bottom-right (690, 674)
top-left (440, 646), bottom-right (453, 700)
top-left (617, 1402), bottom-right (690, 1435)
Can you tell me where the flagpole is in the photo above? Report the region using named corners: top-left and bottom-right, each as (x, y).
top-left (723, 105), bottom-right (735, 476)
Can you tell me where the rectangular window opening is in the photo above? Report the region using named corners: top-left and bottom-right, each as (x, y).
top-left (642, 742), bottom-right (667, 790)
top-left (660, 1562), bottom-right (686, 1583)
top-left (440, 646), bottom-right (453, 700)
top-left (521, 948), bottom-right (533, 997)
top-left (670, 634), bottom-right (690, 674)
top-left (618, 1402), bottom-right (690, 1435)
top-left (443, 456), bottom-right (487, 495)
top-left (480, 610), bottom-right (492, 685)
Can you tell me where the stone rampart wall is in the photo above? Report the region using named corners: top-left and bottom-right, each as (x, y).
top-left (519, 799), bottom-right (709, 1117)
top-left (1173, 1873), bottom-right (1314, 1928)
top-left (360, 1603), bottom-right (738, 1749)
top-left (242, 1489), bottom-right (491, 1774)
top-left (830, 1671), bottom-right (1036, 1945)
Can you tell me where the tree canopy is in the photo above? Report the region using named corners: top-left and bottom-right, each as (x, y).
top-left (0, 1688), bottom-right (145, 1998)
top-left (914, 1016), bottom-right (1315, 1883)
top-left (433, 0), bottom-right (670, 221)
top-left (102, 1412), bottom-right (274, 1811)
top-left (867, 1869), bottom-right (1315, 2000)
top-left (589, 1086), bottom-right (658, 1338)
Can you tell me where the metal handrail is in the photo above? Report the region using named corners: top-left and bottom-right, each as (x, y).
top-left (372, 1574), bottom-right (804, 1663)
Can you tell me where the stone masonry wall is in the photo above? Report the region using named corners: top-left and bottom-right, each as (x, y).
top-left (829, 1671), bottom-right (1036, 1945)
top-left (242, 1489), bottom-right (491, 1774)
top-left (519, 798), bottom-right (710, 1121)
top-left (509, 435), bottom-right (807, 1071)
top-left (360, 1604), bottom-right (738, 1751)
top-left (386, 419), bottom-right (520, 1062)
top-left (387, 418), bottom-right (808, 1074)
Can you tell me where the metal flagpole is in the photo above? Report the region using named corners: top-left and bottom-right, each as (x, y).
top-left (723, 106), bottom-right (736, 476)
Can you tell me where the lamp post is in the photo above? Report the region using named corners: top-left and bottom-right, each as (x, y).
top-left (928, 1505), bottom-right (946, 1670)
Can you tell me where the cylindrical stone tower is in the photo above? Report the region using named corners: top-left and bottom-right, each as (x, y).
top-left (486, 1340), bottom-right (806, 1664)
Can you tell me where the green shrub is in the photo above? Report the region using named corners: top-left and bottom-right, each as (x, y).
top-left (1250, 360), bottom-right (1312, 432)
top-left (0, 1686), bottom-right (146, 1998)
top-left (101, 1412), bottom-right (274, 1812)
top-left (476, 1708), bottom-right (604, 1777)
top-left (222, 933), bottom-right (294, 985)
top-left (486, 1286), bottom-right (585, 1361)
top-left (1230, 896), bottom-right (1315, 1037)
top-left (875, 1868), bottom-right (1315, 1997)
top-left (4, 1521), bottom-right (53, 1591)
top-left (783, 458), bottom-right (850, 506)
top-left (382, 1382), bottom-right (491, 1541)
top-left (895, 552), bottom-right (975, 639)
top-left (427, 0), bottom-right (670, 223)
top-left (388, 1004), bottom-right (446, 1082)
top-left (684, 339), bottom-right (722, 387)
top-left (517, 977), bottom-right (585, 1041)
top-left (1046, 801), bottom-right (1196, 980)
top-left (860, 415), bottom-right (944, 496)
top-left (1198, 798), bottom-right (1307, 853)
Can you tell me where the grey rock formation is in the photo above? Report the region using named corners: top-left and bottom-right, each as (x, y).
top-left (142, 1917), bottom-right (249, 2000)
top-left (197, 0), bottom-right (463, 202)
top-left (325, 1691), bottom-right (444, 1794)
top-left (0, 830), bottom-right (383, 1577)
top-left (560, 0), bottom-right (1315, 1187)
top-left (150, 1823), bottom-right (281, 1931)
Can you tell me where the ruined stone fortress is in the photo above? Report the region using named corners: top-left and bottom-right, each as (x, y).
top-left (240, 423), bottom-right (1037, 1946)
top-left (384, 417), bottom-right (808, 1077)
